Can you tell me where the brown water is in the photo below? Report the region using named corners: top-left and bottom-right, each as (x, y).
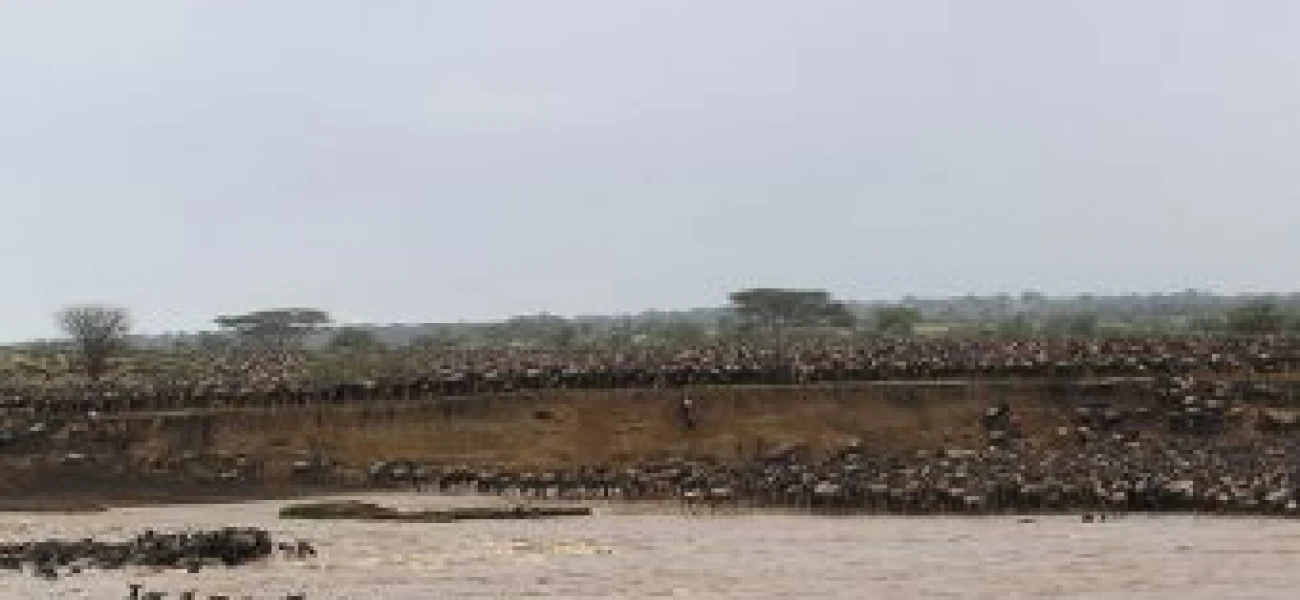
top-left (2, 494), bottom-right (1298, 599)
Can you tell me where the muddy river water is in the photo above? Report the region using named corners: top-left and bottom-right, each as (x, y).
top-left (2, 494), bottom-right (1298, 599)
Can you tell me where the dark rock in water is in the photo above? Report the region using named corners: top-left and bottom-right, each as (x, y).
top-left (278, 501), bottom-right (402, 521)
top-left (279, 501), bottom-right (591, 522)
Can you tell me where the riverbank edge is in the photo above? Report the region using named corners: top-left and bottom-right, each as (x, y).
top-left (4, 489), bottom-right (1299, 522)
top-left (0, 486), bottom-right (354, 513)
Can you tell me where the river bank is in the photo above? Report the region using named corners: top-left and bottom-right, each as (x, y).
top-left (2, 377), bottom-right (1298, 516)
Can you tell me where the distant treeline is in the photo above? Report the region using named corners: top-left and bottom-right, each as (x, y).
top-left (105, 290), bottom-right (1300, 353)
top-left (4, 290), bottom-right (1299, 386)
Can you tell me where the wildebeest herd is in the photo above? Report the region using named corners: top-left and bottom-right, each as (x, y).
top-left (1, 335), bottom-right (1297, 414)
top-left (0, 335), bottom-right (1297, 554)
top-left (1, 527), bottom-right (314, 597)
top-left (353, 437), bottom-right (1300, 517)
top-left (331, 374), bottom-right (1300, 518)
top-left (0, 527), bottom-right (309, 578)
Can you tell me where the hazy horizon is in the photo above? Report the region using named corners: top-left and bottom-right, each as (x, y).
top-left (5, 1), bottom-right (1298, 341)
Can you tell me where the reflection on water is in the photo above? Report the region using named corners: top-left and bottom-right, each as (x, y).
top-left (1, 494), bottom-right (1298, 598)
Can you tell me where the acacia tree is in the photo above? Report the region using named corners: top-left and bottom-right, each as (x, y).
top-left (56, 304), bottom-right (132, 381)
top-left (214, 308), bottom-right (331, 351)
top-left (729, 288), bottom-right (855, 353)
top-left (731, 289), bottom-right (855, 329)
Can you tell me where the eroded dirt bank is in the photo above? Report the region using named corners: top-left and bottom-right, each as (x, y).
top-left (1, 378), bottom-right (1295, 506)
top-left (132, 380), bottom-right (1131, 467)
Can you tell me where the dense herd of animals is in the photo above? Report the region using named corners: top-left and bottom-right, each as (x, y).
top-left (0, 371), bottom-right (1294, 595)
top-left (357, 440), bottom-right (1300, 517)
top-left (0, 332), bottom-right (1296, 600)
top-left (1, 335), bottom-right (1297, 414)
top-left (290, 375), bottom-right (1300, 517)
top-left (2, 367), bottom-right (1300, 518)
top-left (2, 529), bottom-right (314, 597)
top-left (0, 527), bottom-right (313, 579)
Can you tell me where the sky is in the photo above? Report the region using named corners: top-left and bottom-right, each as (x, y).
top-left (2, 1), bottom-right (1298, 340)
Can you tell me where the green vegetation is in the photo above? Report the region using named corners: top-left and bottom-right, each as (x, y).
top-left (55, 305), bottom-right (131, 381)
top-left (214, 308), bottom-right (331, 350)
top-left (728, 288), bottom-right (856, 331)
top-left (329, 327), bottom-right (384, 352)
top-left (871, 306), bottom-right (922, 336)
top-left (5, 290), bottom-right (1300, 387)
top-left (1225, 301), bottom-right (1290, 334)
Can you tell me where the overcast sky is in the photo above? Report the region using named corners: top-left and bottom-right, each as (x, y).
top-left (2, 1), bottom-right (1297, 340)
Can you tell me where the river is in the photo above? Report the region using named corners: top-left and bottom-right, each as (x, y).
top-left (1, 494), bottom-right (1297, 599)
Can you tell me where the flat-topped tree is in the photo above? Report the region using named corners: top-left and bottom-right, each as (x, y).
top-left (215, 308), bottom-right (331, 350)
top-left (728, 288), bottom-right (856, 358)
top-left (56, 305), bottom-right (131, 381)
top-left (729, 288), bottom-right (855, 332)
